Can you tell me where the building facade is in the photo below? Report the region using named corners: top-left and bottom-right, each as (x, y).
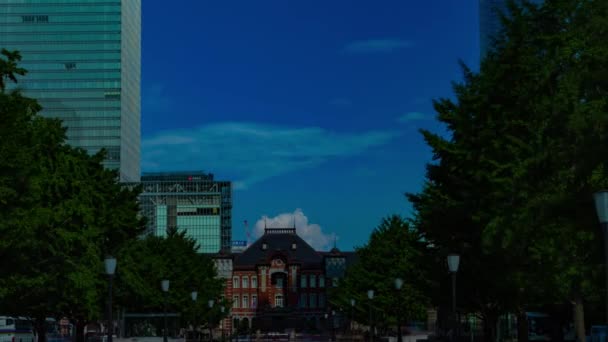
top-left (213, 227), bottom-right (356, 333)
top-left (139, 171), bottom-right (232, 253)
top-left (0, 0), bottom-right (141, 182)
top-left (479, 0), bottom-right (544, 57)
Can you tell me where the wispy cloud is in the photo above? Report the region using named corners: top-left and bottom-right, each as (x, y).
top-left (142, 122), bottom-right (400, 189)
top-left (344, 39), bottom-right (413, 54)
top-left (397, 112), bottom-right (431, 123)
top-left (254, 209), bottom-right (336, 250)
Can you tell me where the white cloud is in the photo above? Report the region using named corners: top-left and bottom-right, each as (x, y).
top-left (397, 112), bottom-right (431, 123)
top-left (254, 209), bottom-right (336, 250)
top-left (344, 39), bottom-right (413, 54)
top-left (142, 121), bottom-right (399, 189)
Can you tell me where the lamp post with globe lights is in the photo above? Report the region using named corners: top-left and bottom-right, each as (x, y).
top-left (594, 190), bottom-right (608, 322)
top-left (395, 278), bottom-right (404, 342)
top-left (350, 299), bottom-right (356, 334)
top-left (191, 291), bottom-right (198, 338)
top-left (161, 280), bottom-right (170, 342)
top-left (367, 290), bottom-right (375, 342)
top-left (447, 254), bottom-right (460, 340)
top-left (220, 306), bottom-right (225, 342)
top-left (208, 299), bottom-right (215, 342)
top-left (104, 257), bottom-right (117, 342)
top-left (331, 310), bottom-right (337, 342)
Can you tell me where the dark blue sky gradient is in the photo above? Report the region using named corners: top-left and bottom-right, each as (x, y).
top-left (141, 0), bottom-right (480, 250)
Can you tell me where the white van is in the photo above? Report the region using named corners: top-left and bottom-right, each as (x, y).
top-left (0, 316), bottom-right (35, 342)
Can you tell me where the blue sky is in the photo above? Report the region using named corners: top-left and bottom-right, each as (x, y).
top-left (141, 0), bottom-right (480, 250)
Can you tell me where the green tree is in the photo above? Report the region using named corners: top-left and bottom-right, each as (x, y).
top-left (0, 50), bottom-right (145, 342)
top-left (330, 216), bottom-right (432, 333)
top-left (0, 48), bottom-right (26, 92)
top-left (114, 228), bottom-right (224, 325)
top-left (407, 1), bottom-right (608, 341)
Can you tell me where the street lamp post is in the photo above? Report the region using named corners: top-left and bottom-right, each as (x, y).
top-left (367, 290), bottom-right (374, 342)
top-left (208, 299), bottom-right (215, 342)
top-left (220, 306), bottom-right (225, 342)
top-left (447, 254), bottom-right (460, 341)
top-left (104, 257), bottom-right (117, 342)
top-left (350, 299), bottom-right (356, 334)
top-left (161, 280), bottom-right (170, 342)
top-left (395, 278), bottom-right (404, 342)
top-left (331, 310), bottom-right (336, 342)
top-left (594, 190), bottom-right (608, 323)
top-left (191, 291), bottom-right (198, 341)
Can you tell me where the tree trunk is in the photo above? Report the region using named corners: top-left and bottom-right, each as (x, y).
top-left (75, 319), bottom-right (87, 342)
top-left (517, 309), bottom-right (529, 342)
top-left (35, 318), bottom-right (47, 342)
top-left (483, 311), bottom-right (498, 342)
top-left (573, 295), bottom-right (586, 342)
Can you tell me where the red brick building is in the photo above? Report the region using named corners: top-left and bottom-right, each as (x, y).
top-left (212, 227), bottom-right (356, 333)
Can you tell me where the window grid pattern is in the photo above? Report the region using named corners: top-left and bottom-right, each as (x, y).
top-left (0, 0), bottom-right (141, 182)
top-left (134, 174), bottom-right (233, 253)
top-left (275, 295), bottom-right (283, 308)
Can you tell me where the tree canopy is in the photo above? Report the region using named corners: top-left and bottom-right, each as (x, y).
top-left (407, 0), bottom-right (608, 340)
top-left (0, 50), bottom-right (224, 339)
top-left (330, 216), bottom-right (433, 331)
top-left (115, 228), bottom-right (225, 320)
top-left (0, 50), bottom-right (146, 325)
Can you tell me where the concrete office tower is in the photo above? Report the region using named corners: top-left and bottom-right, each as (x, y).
top-left (0, 0), bottom-right (141, 182)
top-left (139, 172), bottom-right (233, 254)
top-left (480, 0), bottom-right (544, 58)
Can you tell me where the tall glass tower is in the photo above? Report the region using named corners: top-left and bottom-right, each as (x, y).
top-left (0, 0), bottom-right (141, 182)
top-left (480, 0), bottom-right (544, 58)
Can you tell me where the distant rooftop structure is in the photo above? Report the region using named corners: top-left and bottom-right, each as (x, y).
top-left (264, 228), bottom-right (296, 235)
top-left (141, 171), bottom-right (214, 182)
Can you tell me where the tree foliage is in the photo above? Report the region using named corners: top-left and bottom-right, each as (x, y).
top-left (330, 216), bottom-right (432, 329)
top-left (114, 227), bottom-right (225, 321)
top-left (0, 50), bottom-right (144, 328)
top-left (407, 0), bottom-right (608, 339)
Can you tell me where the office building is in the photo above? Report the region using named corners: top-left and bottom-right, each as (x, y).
top-left (0, 0), bottom-right (141, 182)
top-left (480, 0), bottom-right (544, 57)
top-left (139, 171), bottom-right (232, 254)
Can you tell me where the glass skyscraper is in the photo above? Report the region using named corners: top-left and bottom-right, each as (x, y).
top-left (480, 0), bottom-right (544, 57)
top-left (0, 0), bottom-right (141, 182)
top-left (137, 172), bottom-right (233, 254)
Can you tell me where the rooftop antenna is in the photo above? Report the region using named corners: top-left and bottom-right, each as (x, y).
top-left (293, 214), bottom-right (296, 229)
top-left (244, 220), bottom-right (252, 246)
